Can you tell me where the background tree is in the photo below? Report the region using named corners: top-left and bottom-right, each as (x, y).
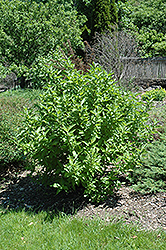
top-left (110, 0), bottom-right (118, 26)
top-left (73, 0), bottom-right (94, 42)
top-left (118, 0), bottom-right (166, 57)
top-left (92, 0), bottom-right (112, 36)
top-left (75, 0), bottom-right (118, 42)
top-left (0, 0), bottom-right (86, 77)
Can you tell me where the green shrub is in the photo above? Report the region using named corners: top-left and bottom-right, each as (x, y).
top-left (129, 134), bottom-right (166, 193)
top-left (92, 0), bottom-right (117, 36)
top-left (19, 54), bottom-right (154, 202)
top-left (141, 88), bottom-right (166, 101)
top-left (25, 45), bottom-right (88, 89)
top-left (0, 0), bottom-right (86, 77)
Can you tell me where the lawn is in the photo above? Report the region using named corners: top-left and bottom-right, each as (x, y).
top-left (0, 208), bottom-right (166, 250)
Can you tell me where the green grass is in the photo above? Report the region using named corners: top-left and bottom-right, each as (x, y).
top-left (0, 208), bottom-right (166, 250)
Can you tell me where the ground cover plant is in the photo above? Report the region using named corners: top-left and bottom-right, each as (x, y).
top-left (130, 137), bottom-right (166, 194)
top-left (18, 49), bottom-right (155, 202)
top-left (0, 208), bottom-right (166, 250)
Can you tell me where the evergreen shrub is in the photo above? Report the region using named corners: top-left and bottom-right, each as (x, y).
top-left (20, 51), bottom-right (154, 202)
top-left (130, 135), bottom-right (166, 193)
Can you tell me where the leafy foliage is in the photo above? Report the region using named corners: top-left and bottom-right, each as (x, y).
top-left (118, 0), bottom-right (166, 57)
top-left (74, 0), bottom-right (118, 41)
top-left (25, 48), bottom-right (74, 89)
top-left (92, 0), bottom-right (117, 36)
top-left (0, 89), bottom-right (41, 167)
top-left (26, 41), bottom-right (94, 89)
top-left (0, 0), bottom-right (86, 76)
top-left (137, 30), bottom-right (166, 57)
top-left (141, 88), bottom-right (166, 101)
top-left (19, 51), bottom-right (154, 202)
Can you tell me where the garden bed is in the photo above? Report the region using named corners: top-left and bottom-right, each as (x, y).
top-left (0, 166), bottom-right (165, 231)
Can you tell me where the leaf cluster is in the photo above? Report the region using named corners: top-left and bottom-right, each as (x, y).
top-left (26, 42), bottom-right (94, 89)
top-left (74, 0), bottom-right (118, 41)
top-left (118, 0), bottom-right (166, 57)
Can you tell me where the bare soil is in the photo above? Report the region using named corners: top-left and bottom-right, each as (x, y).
top-left (0, 165), bottom-right (165, 232)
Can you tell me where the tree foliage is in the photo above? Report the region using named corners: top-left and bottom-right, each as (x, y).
top-left (0, 0), bottom-right (86, 75)
top-left (92, 0), bottom-right (117, 36)
top-left (75, 0), bottom-right (118, 41)
top-left (118, 0), bottom-right (166, 57)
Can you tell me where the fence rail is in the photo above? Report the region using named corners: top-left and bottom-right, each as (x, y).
top-left (122, 57), bottom-right (166, 79)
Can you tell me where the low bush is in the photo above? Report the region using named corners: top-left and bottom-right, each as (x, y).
top-left (141, 88), bottom-right (166, 101)
top-left (128, 101), bottom-right (166, 194)
top-left (19, 53), bottom-right (154, 202)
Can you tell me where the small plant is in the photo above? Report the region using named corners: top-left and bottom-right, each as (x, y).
top-left (19, 51), bottom-right (154, 202)
top-left (141, 87), bottom-right (166, 101)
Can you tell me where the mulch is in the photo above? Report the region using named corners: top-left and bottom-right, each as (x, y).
top-left (0, 166), bottom-right (165, 231)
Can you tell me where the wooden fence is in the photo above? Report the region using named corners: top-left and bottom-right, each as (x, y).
top-left (122, 57), bottom-right (166, 79)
